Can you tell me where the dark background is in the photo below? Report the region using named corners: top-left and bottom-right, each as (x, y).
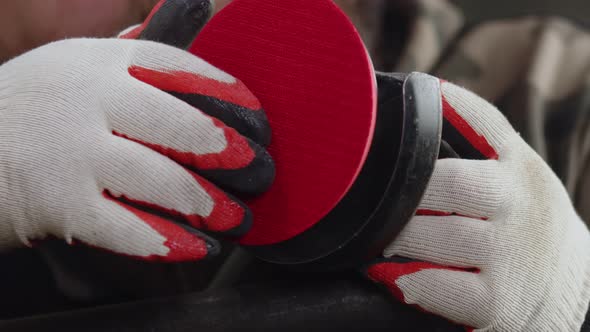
top-left (453, 0), bottom-right (589, 26)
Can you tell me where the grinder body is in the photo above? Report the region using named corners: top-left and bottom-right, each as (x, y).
top-left (247, 72), bottom-right (442, 270)
top-left (183, 0), bottom-right (443, 270)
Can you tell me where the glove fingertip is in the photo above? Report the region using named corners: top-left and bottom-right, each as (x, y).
top-left (139, 0), bottom-right (213, 49)
top-left (165, 222), bottom-right (222, 260)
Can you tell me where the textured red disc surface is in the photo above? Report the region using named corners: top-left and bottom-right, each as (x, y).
top-left (190, 0), bottom-right (376, 245)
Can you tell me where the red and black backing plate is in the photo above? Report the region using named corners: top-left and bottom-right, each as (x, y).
top-left (190, 0), bottom-right (441, 269)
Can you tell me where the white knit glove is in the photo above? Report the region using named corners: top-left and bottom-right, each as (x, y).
top-left (367, 80), bottom-right (590, 331)
top-left (0, 35), bottom-right (273, 262)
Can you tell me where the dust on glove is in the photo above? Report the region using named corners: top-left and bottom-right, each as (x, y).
top-left (366, 79), bottom-right (590, 331)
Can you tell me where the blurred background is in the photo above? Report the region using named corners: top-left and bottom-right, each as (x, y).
top-left (1, 0), bottom-right (587, 64)
top-left (454, 0), bottom-right (589, 26)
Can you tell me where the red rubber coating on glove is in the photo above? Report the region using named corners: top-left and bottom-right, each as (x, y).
top-left (190, 0), bottom-right (376, 245)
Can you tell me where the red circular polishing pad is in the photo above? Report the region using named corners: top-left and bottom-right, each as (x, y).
top-left (190, 0), bottom-right (376, 245)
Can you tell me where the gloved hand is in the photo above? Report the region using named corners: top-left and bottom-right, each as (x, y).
top-left (0, 0), bottom-right (273, 262)
top-left (366, 80), bottom-right (590, 331)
